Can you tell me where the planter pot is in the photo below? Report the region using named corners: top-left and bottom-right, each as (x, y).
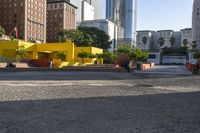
top-left (141, 63), bottom-right (151, 70)
top-left (187, 63), bottom-right (196, 72)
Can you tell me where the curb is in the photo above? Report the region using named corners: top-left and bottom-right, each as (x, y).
top-left (0, 67), bottom-right (135, 73)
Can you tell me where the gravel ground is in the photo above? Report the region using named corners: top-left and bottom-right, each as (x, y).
top-left (0, 66), bottom-right (200, 133)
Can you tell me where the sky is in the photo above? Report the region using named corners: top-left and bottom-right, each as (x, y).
top-left (137, 0), bottom-right (193, 31)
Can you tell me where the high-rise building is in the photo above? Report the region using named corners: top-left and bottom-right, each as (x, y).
top-left (0, 0), bottom-right (47, 43)
top-left (46, 0), bottom-right (77, 42)
top-left (192, 0), bottom-right (200, 49)
top-left (106, 0), bottom-right (137, 45)
top-left (91, 0), bottom-right (106, 19)
top-left (70, 0), bottom-right (94, 25)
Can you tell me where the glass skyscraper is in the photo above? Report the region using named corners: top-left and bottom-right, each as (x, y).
top-left (106, 0), bottom-right (137, 45)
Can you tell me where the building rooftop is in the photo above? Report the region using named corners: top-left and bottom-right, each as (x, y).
top-left (47, 0), bottom-right (77, 8)
top-left (157, 30), bottom-right (174, 32)
top-left (180, 28), bottom-right (192, 31)
top-left (137, 30), bottom-right (154, 33)
top-left (80, 19), bottom-right (115, 25)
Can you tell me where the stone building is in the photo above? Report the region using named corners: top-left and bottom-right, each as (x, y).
top-left (46, 0), bottom-right (77, 42)
top-left (0, 0), bottom-right (47, 43)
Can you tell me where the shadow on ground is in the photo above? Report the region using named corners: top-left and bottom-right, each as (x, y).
top-left (0, 92), bottom-right (200, 133)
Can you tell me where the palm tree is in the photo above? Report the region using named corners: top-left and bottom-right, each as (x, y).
top-left (170, 37), bottom-right (176, 47)
top-left (0, 26), bottom-right (5, 36)
top-left (157, 37), bottom-right (165, 52)
top-left (182, 39), bottom-right (188, 47)
top-left (192, 41), bottom-right (198, 49)
top-left (142, 36), bottom-right (148, 50)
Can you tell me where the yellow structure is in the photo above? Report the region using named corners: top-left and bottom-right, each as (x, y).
top-left (74, 47), bottom-right (103, 65)
top-left (0, 40), bottom-right (103, 67)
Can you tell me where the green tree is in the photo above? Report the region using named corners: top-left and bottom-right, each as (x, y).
top-left (102, 52), bottom-right (115, 65)
top-left (9, 36), bottom-right (16, 41)
top-left (182, 39), bottom-right (188, 47)
top-left (81, 33), bottom-right (93, 46)
top-left (16, 45), bottom-right (27, 62)
top-left (57, 29), bottom-right (87, 45)
top-left (170, 37), bottom-right (176, 47)
top-left (116, 45), bottom-right (148, 62)
top-left (96, 53), bottom-right (103, 59)
top-left (133, 49), bottom-right (148, 62)
top-left (142, 36), bottom-right (148, 50)
top-left (193, 51), bottom-right (200, 59)
top-left (157, 37), bottom-right (165, 51)
top-left (0, 26), bottom-right (5, 36)
top-left (58, 27), bottom-right (111, 50)
top-left (117, 44), bottom-right (132, 56)
top-left (87, 53), bottom-right (96, 59)
top-left (78, 51), bottom-right (89, 64)
top-left (51, 51), bottom-right (66, 61)
top-left (78, 26), bottom-right (111, 50)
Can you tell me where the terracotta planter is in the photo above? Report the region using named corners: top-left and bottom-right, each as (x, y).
top-left (141, 63), bottom-right (151, 70)
top-left (186, 63), bottom-right (196, 72)
top-left (31, 59), bottom-right (50, 67)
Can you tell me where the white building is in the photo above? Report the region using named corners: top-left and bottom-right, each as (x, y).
top-left (70, 0), bottom-right (94, 25)
top-left (136, 29), bottom-right (186, 52)
top-left (181, 28), bottom-right (192, 49)
top-left (91, 0), bottom-right (106, 19)
top-left (80, 19), bottom-right (118, 51)
top-left (192, 0), bottom-right (200, 49)
top-left (136, 31), bottom-right (152, 51)
top-left (172, 31), bottom-right (181, 48)
top-left (82, 1), bottom-right (94, 20)
top-left (157, 30), bottom-right (173, 48)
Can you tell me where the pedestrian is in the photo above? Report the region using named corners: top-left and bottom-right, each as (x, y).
top-left (49, 60), bottom-right (53, 68)
top-left (193, 57), bottom-right (200, 74)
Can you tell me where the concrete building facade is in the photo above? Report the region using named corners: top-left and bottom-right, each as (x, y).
top-left (70, 0), bottom-right (94, 25)
top-left (181, 28), bottom-right (192, 48)
top-left (192, 0), bottom-right (200, 49)
top-left (80, 19), bottom-right (118, 51)
top-left (172, 31), bottom-right (181, 48)
top-left (136, 31), bottom-right (152, 51)
top-left (91, 0), bottom-right (106, 19)
top-left (46, 0), bottom-right (77, 43)
top-left (0, 0), bottom-right (46, 43)
top-left (82, 1), bottom-right (94, 21)
top-left (157, 30), bottom-right (173, 48)
top-left (136, 29), bottom-right (188, 52)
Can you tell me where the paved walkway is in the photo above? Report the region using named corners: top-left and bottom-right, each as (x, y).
top-left (0, 73), bottom-right (199, 132)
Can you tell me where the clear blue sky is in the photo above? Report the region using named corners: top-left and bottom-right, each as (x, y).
top-left (137, 0), bottom-right (193, 31)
